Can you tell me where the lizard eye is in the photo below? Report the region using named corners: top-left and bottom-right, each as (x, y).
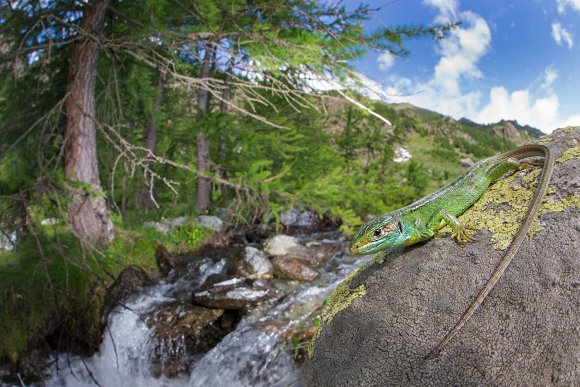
top-left (373, 229), bottom-right (382, 237)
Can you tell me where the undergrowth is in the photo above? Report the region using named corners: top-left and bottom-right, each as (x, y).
top-left (0, 216), bottom-right (213, 365)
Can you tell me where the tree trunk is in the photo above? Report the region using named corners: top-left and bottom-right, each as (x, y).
top-left (64, 0), bottom-right (113, 244)
top-left (217, 57), bottom-right (234, 178)
top-left (138, 71), bottom-right (165, 210)
top-left (195, 44), bottom-right (213, 213)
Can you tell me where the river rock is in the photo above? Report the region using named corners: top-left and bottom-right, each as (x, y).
top-left (102, 265), bottom-right (159, 323)
top-left (280, 208), bottom-right (319, 228)
top-left (154, 244), bottom-right (176, 277)
top-left (262, 234), bottom-right (301, 256)
top-left (303, 128), bottom-right (580, 386)
top-left (235, 246), bottom-right (273, 279)
top-left (143, 301), bottom-right (224, 341)
top-left (285, 243), bottom-right (342, 268)
top-left (197, 215), bottom-right (224, 232)
top-left (272, 257), bottom-right (318, 281)
top-left (192, 274), bottom-right (278, 309)
top-left (142, 301), bottom-right (234, 377)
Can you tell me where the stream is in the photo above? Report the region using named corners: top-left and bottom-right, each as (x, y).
top-left (46, 230), bottom-right (369, 386)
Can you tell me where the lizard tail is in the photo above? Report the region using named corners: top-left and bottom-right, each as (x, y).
top-left (425, 144), bottom-right (554, 360)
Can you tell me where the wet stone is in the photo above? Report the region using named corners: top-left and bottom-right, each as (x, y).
top-left (280, 208), bottom-right (319, 228)
top-left (155, 244), bottom-right (177, 277)
top-left (192, 274), bottom-right (279, 310)
top-left (142, 301), bottom-right (224, 340)
top-left (272, 257), bottom-right (318, 281)
top-left (284, 242), bottom-right (342, 268)
top-left (262, 234), bottom-right (301, 256)
top-left (235, 246), bottom-right (273, 279)
top-left (142, 301), bottom-right (237, 378)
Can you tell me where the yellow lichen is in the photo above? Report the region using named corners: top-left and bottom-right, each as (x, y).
top-left (553, 126), bottom-right (580, 135)
top-left (307, 261), bottom-right (369, 358)
top-left (538, 136), bottom-right (555, 144)
top-left (529, 193), bottom-right (580, 238)
top-left (438, 163), bottom-right (580, 250)
top-left (557, 144), bottom-right (580, 163)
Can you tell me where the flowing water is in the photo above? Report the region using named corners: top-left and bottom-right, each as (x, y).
top-left (46, 234), bottom-right (368, 387)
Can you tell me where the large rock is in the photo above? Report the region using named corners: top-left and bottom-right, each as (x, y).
top-left (303, 128), bottom-right (580, 386)
top-left (262, 234), bottom-right (301, 256)
top-left (143, 302), bottom-right (224, 340)
top-left (102, 265), bottom-right (159, 324)
top-left (280, 208), bottom-right (319, 228)
top-left (272, 257), bottom-right (318, 281)
top-left (197, 215), bottom-right (224, 232)
top-left (154, 244), bottom-right (176, 277)
top-left (141, 301), bottom-right (234, 377)
top-left (192, 274), bottom-right (278, 309)
top-left (285, 242), bottom-right (342, 268)
top-left (143, 216), bottom-right (189, 233)
top-left (235, 246), bottom-right (273, 279)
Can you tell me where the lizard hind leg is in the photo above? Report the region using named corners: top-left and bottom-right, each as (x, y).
top-left (426, 208), bottom-right (476, 246)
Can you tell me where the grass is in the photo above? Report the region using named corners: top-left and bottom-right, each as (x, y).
top-left (401, 132), bottom-right (466, 193)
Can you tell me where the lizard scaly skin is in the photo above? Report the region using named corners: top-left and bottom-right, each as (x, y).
top-left (349, 144), bottom-right (554, 359)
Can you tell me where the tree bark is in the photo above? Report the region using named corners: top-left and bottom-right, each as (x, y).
top-left (195, 44), bottom-right (213, 213)
top-left (137, 71), bottom-right (165, 210)
top-left (64, 0), bottom-right (114, 244)
top-left (217, 57), bottom-right (234, 178)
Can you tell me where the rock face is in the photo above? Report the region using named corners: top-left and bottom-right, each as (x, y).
top-left (192, 274), bottom-right (278, 309)
top-left (303, 128), bottom-right (580, 386)
top-left (235, 246), bottom-right (273, 279)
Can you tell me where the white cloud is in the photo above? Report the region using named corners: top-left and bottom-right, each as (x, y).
top-left (430, 11), bottom-right (491, 95)
top-left (370, 7), bottom-right (491, 118)
top-left (557, 0), bottom-right (580, 14)
top-left (551, 22), bottom-right (574, 48)
top-left (541, 66), bottom-right (559, 90)
top-left (377, 51), bottom-right (395, 71)
top-left (423, 0), bottom-right (458, 21)
top-left (476, 87), bottom-right (559, 131)
top-left (353, 4), bottom-right (577, 134)
top-left (475, 67), bottom-right (578, 133)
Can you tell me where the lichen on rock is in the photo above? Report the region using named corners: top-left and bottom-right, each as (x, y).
top-left (437, 135), bottom-right (580, 250)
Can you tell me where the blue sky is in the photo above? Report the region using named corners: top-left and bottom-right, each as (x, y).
top-left (351, 0), bottom-right (580, 133)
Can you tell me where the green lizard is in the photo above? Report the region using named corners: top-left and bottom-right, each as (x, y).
top-left (349, 144), bottom-right (554, 359)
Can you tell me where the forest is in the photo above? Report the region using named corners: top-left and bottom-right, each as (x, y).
top-left (0, 0), bottom-right (536, 384)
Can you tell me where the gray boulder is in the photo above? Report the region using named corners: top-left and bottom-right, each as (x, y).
top-left (263, 234), bottom-right (301, 256)
top-left (236, 246), bottom-right (274, 279)
top-left (280, 208), bottom-right (319, 228)
top-left (197, 215), bottom-right (224, 232)
top-left (285, 242), bottom-right (342, 268)
top-left (303, 127), bottom-right (580, 386)
top-left (192, 274), bottom-right (278, 310)
top-left (272, 256), bottom-right (318, 281)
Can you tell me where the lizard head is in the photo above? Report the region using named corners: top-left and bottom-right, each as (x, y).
top-left (349, 214), bottom-right (405, 255)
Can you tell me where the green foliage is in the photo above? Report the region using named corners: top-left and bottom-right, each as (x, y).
top-left (174, 224), bottom-right (214, 250)
top-left (0, 234), bottom-right (103, 362)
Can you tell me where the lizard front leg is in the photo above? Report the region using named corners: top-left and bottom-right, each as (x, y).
top-left (425, 208), bottom-right (476, 245)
